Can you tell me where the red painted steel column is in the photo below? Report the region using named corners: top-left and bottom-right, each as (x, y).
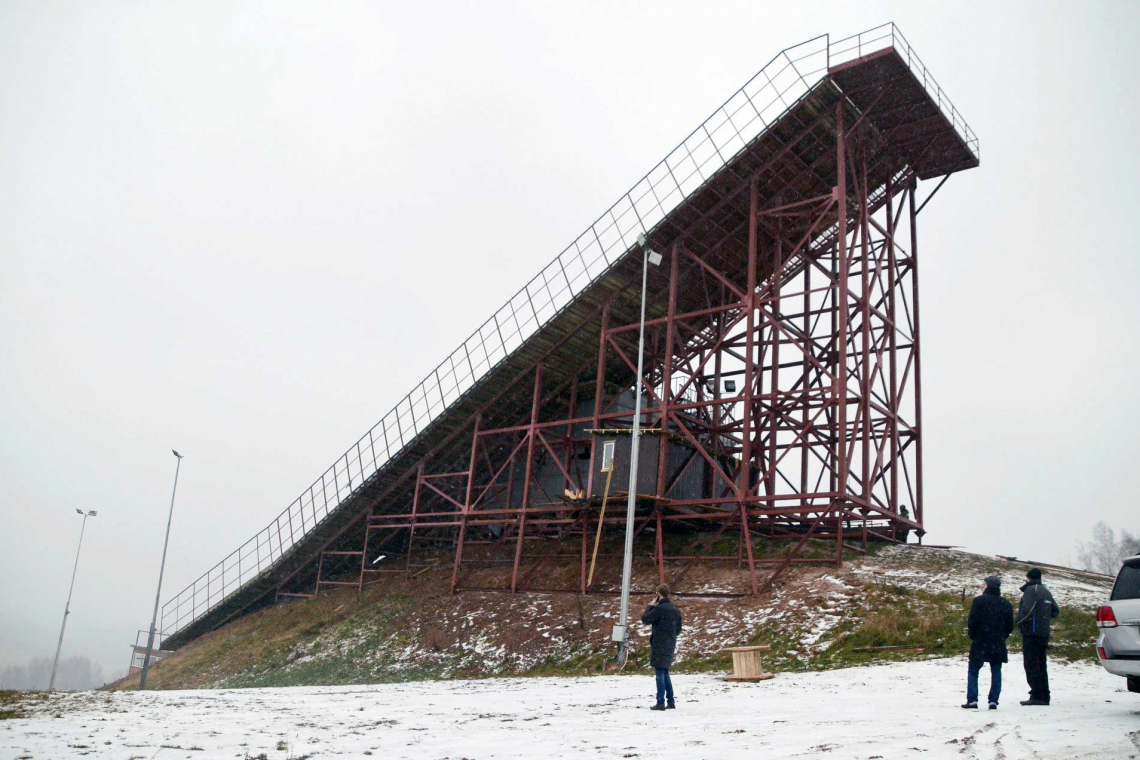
top-left (800, 250), bottom-right (811, 514)
top-left (859, 156), bottom-right (872, 513)
top-left (579, 500), bottom-right (589, 595)
top-left (739, 176), bottom-right (760, 594)
top-left (827, 238), bottom-right (838, 511)
top-left (767, 215), bottom-right (782, 498)
top-left (835, 100), bottom-right (849, 565)
top-left (655, 243), bottom-right (680, 585)
top-left (886, 175), bottom-right (900, 521)
top-left (582, 302), bottom-right (609, 594)
top-left (357, 522), bottom-right (370, 594)
top-left (503, 436), bottom-right (517, 534)
top-left (405, 463), bottom-right (424, 576)
top-left (713, 294), bottom-right (724, 455)
top-left (511, 365), bottom-right (543, 592)
top-left (563, 380), bottom-right (578, 497)
top-left (586, 303), bottom-right (611, 499)
top-left (909, 182), bottom-right (925, 535)
top-left (710, 294), bottom-right (724, 509)
top-left (450, 413), bottom-right (482, 594)
top-left (860, 160), bottom-right (876, 552)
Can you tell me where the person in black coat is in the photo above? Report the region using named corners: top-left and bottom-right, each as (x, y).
top-left (962, 575), bottom-right (1014, 709)
top-left (641, 583), bottom-right (683, 710)
top-left (1017, 567), bottom-right (1060, 706)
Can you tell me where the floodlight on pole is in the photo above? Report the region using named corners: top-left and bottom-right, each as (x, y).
top-left (49, 509), bottom-right (96, 691)
top-left (140, 449), bottom-right (184, 690)
top-left (613, 233), bottom-right (661, 664)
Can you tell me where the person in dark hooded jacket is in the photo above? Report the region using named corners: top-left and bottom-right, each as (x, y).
top-left (962, 575), bottom-right (1014, 709)
top-left (1017, 567), bottom-right (1060, 706)
top-left (641, 584), bottom-right (683, 710)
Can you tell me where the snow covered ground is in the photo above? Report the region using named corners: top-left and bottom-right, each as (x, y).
top-left (4, 659), bottom-right (1138, 759)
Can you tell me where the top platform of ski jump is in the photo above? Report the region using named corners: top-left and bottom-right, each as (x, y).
top-left (158, 23), bottom-right (978, 650)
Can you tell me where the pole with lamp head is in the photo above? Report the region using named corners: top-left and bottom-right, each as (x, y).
top-left (140, 449), bottom-right (183, 690)
top-left (49, 508), bottom-right (97, 691)
top-left (612, 233), bottom-right (662, 665)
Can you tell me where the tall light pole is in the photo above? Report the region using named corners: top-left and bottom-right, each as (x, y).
top-left (140, 449), bottom-right (183, 690)
top-left (49, 508), bottom-right (97, 691)
top-left (613, 234), bottom-right (662, 664)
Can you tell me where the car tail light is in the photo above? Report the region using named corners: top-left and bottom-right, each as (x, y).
top-left (1098, 646), bottom-right (1108, 660)
top-left (1097, 606), bottom-right (1118, 628)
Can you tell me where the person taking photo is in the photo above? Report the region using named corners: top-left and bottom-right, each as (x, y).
top-left (641, 583), bottom-right (683, 711)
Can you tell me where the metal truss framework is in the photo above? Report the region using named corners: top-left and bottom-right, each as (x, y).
top-left (277, 96), bottom-right (947, 602)
top-left (153, 25), bottom-right (980, 650)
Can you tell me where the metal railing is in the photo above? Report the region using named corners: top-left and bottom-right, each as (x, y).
top-left (157, 24), bottom-right (977, 641)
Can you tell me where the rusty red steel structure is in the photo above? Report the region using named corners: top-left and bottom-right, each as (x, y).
top-left (156, 24), bottom-right (978, 650)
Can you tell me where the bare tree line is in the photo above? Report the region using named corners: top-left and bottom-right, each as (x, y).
top-left (0, 656), bottom-right (106, 691)
top-left (1076, 522), bottom-right (1140, 575)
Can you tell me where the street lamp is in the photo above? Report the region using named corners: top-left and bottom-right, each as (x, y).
top-left (49, 508), bottom-right (97, 691)
top-left (613, 233), bottom-right (662, 664)
top-left (140, 449), bottom-right (184, 690)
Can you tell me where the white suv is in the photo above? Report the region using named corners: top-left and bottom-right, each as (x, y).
top-left (1096, 554), bottom-right (1140, 693)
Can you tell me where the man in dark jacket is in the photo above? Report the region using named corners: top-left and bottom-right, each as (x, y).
top-left (1017, 567), bottom-right (1060, 706)
top-left (962, 575), bottom-right (1014, 709)
top-left (641, 583), bottom-right (683, 711)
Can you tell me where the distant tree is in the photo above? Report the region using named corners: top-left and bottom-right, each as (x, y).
top-left (0, 656), bottom-right (105, 691)
top-left (1076, 522), bottom-right (1140, 575)
top-left (1122, 530), bottom-right (1140, 557)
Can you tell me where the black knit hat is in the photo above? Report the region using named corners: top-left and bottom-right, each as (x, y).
top-left (1026, 567), bottom-right (1042, 581)
top-left (984, 575), bottom-right (1001, 589)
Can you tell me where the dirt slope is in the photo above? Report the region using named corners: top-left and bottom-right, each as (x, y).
top-left (105, 543), bottom-right (1111, 691)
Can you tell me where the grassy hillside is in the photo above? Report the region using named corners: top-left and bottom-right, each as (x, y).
top-left (104, 543), bottom-right (1112, 691)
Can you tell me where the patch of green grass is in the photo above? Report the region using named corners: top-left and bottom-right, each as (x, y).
top-left (707, 535), bottom-right (738, 556)
top-left (215, 593), bottom-right (435, 689)
top-left (524, 643), bottom-right (607, 677)
top-left (0, 690), bottom-right (47, 721)
top-left (1015, 607), bottom-right (1098, 663)
top-left (682, 584), bottom-right (1102, 679)
top-left (816, 586), bottom-right (969, 668)
top-left (741, 537), bottom-right (845, 562)
top-left (123, 586), bottom-right (432, 690)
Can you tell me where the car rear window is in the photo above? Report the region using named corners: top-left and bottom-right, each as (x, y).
top-left (1112, 563), bottom-right (1140, 601)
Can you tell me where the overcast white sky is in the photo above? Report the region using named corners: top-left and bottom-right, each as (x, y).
top-left (2, 1), bottom-right (1138, 681)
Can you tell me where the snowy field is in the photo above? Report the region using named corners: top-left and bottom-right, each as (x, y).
top-left (3, 658), bottom-right (1137, 760)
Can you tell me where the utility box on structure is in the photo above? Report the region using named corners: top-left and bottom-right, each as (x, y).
top-left (590, 430), bottom-right (662, 498)
top-left (589, 429), bottom-right (709, 502)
